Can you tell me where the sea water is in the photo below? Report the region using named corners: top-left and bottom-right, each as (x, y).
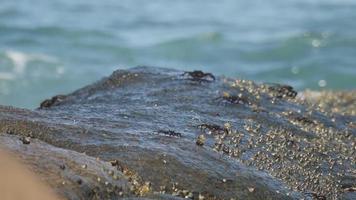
top-left (0, 0), bottom-right (355, 108)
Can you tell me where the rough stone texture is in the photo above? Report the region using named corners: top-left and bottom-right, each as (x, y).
top-left (0, 67), bottom-right (355, 200)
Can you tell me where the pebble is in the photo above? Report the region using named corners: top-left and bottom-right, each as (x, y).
top-left (196, 134), bottom-right (206, 146)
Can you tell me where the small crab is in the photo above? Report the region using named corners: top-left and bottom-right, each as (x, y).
top-left (198, 123), bottom-right (228, 135)
top-left (157, 130), bottom-right (182, 138)
top-left (109, 159), bottom-right (126, 173)
top-left (19, 136), bottom-right (31, 145)
top-left (286, 112), bottom-right (316, 125)
top-left (268, 84), bottom-right (297, 99)
top-left (222, 95), bottom-right (251, 105)
top-left (39, 95), bottom-right (67, 109)
top-left (294, 116), bottom-right (316, 125)
top-left (182, 70), bottom-right (215, 82)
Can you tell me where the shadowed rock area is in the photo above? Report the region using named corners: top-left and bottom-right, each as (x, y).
top-left (0, 67), bottom-right (355, 200)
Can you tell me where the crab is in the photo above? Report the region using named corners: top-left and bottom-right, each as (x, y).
top-left (182, 70), bottom-right (215, 82)
top-left (157, 130), bottom-right (182, 138)
top-left (198, 123), bottom-right (228, 135)
top-left (222, 95), bottom-right (251, 105)
top-left (19, 136), bottom-right (31, 145)
top-left (268, 84), bottom-right (297, 99)
top-left (39, 95), bottom-right (67, 109)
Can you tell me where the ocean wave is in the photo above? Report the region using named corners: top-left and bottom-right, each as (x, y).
top-left (0, 50), bottom-right (58, 80)
top-left (146, 32), bottom-right (226, 58)
top-left (0, 8), bottom-right (23, 18)
top-left (155, 32), bottom-right (224, 46)
top-left (0, 24), bottom-right (114, 39)
top-left (238, 32), bottom-right (332, 62)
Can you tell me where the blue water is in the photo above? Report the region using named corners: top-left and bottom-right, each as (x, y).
top-left (1, 0), bottom-right (355, 108)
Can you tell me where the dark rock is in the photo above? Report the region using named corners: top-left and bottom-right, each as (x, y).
top-left (0, 66), bottom-right (355, 200)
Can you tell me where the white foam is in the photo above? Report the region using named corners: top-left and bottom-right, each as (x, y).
top-left (5, 50), bottom-right (57, 73)
top-left (0, 50), bottom-right (58, 80)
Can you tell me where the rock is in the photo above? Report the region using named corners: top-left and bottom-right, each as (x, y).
top-left (0, 134), bottom-right (132, 199)
top-left (0, 149), bottom-right (61, 200)
top-left (0, 66), bottom-right (355, 199)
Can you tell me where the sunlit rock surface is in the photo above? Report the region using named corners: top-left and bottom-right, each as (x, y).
top-left (0, 67), bottom-right (355, 200)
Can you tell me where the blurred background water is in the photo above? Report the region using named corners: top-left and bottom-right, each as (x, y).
top-left (0, 0), bottom-right (355, 109)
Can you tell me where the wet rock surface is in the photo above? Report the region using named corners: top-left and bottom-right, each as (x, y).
top-left (0, 67), bottom-right (355, 200)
